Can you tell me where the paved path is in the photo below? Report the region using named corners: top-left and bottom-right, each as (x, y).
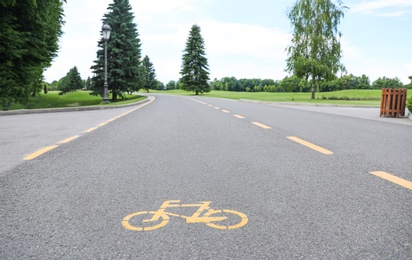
top-left (1, 94), bottom-right (411, 259)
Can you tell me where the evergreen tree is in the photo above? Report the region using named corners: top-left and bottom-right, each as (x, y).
top-left (90, 0), bottom-right (142, 101)
top-left (142, 55), bottom-right (157, 92)
top-left (286, 0), bottom-right (347, 99)
top-left (0, 0), bottom-right (65, 110)
top-left (180, 24), bottom-right (210, 95)
top-left (68, 66), bottom-right (83, 92)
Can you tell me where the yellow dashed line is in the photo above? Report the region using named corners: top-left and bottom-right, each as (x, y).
top-left (252, 122), bottom-right (272, 129)
top-left (57, 135), bottom-right (80, 144)
top-left (24, 146), bottom-right (59, 160)
top-left (370, 171), bottom-right (412, 190)
top-left (287, 136), bottom-right (333, 155)
top-left (233, 114), bottom-right (245, 119)
top-left (188, 98), bottom-right (208, 105)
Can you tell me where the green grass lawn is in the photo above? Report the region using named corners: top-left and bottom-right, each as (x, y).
top-left (150, 89), bottom-right (387, 106)
top-left (8, 91), bottom-right (147, 110)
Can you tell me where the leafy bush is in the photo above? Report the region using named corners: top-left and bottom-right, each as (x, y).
top-left (407, 95), bottom-right (412, 113)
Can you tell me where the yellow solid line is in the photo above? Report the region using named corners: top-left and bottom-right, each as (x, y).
top-left (57, 135), bottom-right (80, 144)
top-left (287, 136), bottom-right (333, 155)
top-left (24, 146), bottom-right (59, 160)
top-left (221, 110), bottom-right (230, 113)
top-left (370, 171), bottom-right (412, 190)
top-left (233, 114), bottom-right (245, 119)
top-left (97, 122), bottom-right (109, 127)
top-left (252, 122), bottom-right (272, 129)
top-left (83, 127), bottom-right (98, 133)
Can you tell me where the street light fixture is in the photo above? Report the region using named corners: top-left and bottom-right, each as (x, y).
top-left (102, 24), bottom-right (111, 103)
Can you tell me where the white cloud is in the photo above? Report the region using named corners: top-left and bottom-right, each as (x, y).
top-left (351, 0), bottom-right (412, 15)
top-left (406, 60), bottom-right (412, 72)
top-left (199, 21), bottom-right (290, 61)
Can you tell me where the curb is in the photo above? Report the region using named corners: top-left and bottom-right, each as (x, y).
top-left (0, 96), bottom-right (152, 116)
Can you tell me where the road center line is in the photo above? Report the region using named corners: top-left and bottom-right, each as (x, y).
top-left (221, 110), bottom-right (230, 113)
top-left (24, 146), bottom-right (59, 161)
top-left (214, 107), bottom-right (220, 110)
top-left (233, 114), bottom-right (245, 119)
top-left (287, 136), bottom-right (333, 155)
top-left (370, 171), bottom-right (412, 190)
top-left (83, 127), bottom-right (98, 133)
top-left (188, 98), bottom-right (208, 105)
top-left (97, 122), bottom-right (109, 127)
top-left (57, 135), bottom-right (80, 144)
top-left (252, 122), bottom-right (272, 129)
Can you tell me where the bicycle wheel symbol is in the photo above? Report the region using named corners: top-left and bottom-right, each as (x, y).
top-left (122, 211), bottom-right (169, 231)
top-left (204, 209), bottom-right (248, 230)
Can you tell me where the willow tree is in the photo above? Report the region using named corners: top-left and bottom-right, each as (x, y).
top-left (286, 0), bottom-right (347, 99)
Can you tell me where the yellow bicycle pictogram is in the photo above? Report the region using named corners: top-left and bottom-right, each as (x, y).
top-left (122, 200), bottom-right (248, 231)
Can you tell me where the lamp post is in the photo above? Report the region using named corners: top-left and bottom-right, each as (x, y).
top-left (102, 24), bottom-right (111, 103)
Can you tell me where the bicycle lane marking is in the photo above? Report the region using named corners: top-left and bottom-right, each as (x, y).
top-left (122, 200), bottom-right (248, 232)
top-left (23, 97), bottom-right (156, 161)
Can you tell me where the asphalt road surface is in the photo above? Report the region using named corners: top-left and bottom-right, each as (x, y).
top-left (1, 94), bottom-right (411, 259)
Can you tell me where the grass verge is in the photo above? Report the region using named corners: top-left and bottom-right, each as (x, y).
top-left (149, 89), bottom-right (386, 106)
top-left (8, 91), bottom-right (147, 110)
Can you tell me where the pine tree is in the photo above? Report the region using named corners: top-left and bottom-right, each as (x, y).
top-left (68, 66), bottom-right (83, 92)
top-left (180, 24), bottom-right (210, 95)
top-left (142, 55), bottom-right (157, 92)
top-left (90, 0), bottom-right (142, 101)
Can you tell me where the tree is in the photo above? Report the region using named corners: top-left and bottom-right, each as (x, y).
top-left (372, 77), bottom-right (404, 89)
top-left (90, 0), bottom-right (142, 101)
top-left (0, 0), bottom-right (65, 110)
top-left (286, 0), bottom-right (347, 99)
top-left (58, 66), bottom-right (83, 94)
top-left (166, 80), bottom-right (177, 90)
top-left (142, 55), bottom-right (157, 92)
top-left (180, 24), bottom-right (210, 95)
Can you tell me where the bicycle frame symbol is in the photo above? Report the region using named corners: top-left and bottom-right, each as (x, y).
top-left (122, 200), bottom-right (248, 231)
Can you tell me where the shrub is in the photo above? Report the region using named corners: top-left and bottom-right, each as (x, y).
top-left (407, 95), bottom-right (412, 113)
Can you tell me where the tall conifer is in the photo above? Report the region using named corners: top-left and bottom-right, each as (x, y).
top-left (180, 25), bottom-right (210, 95)
top-left (91, 0), bottom-right (142, 101)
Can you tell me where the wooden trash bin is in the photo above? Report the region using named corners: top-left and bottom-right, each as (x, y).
top-left (380, 88), bottom-right (408, 118)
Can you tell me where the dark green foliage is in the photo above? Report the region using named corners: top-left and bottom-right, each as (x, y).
top-left (166, 80), bottom-right (177, 90)
top-left (0, 0), bottom-right (65, 110)
top-left (405, 76), bottom-right (412, 89)
top-left (372, 77), bottom-right (404, 89)
top-left (321, 74), bottom-right (371, 91)
top-left (58, 66), bottom-right (83, 94)
top-left (407, 95), bottom-right (412, 113)
top-left (180, 24), bottom-right (210, 95)
top-left (142, 55), bottom-right (157, 92)
top-left (286, 0), bottom-right (347, 99)
top-left (155, 80), bottom-right (165, 90)
top-left (90, 0), bottom-right (142, 101)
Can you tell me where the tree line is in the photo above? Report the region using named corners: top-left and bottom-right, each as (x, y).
top-left (0, 0), bottom-right (65, 110)
top-left (1, 0), bottom-right (411, 110)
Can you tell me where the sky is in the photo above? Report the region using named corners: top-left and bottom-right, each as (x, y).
top-left (44, 0), bottom-right (412, 85)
